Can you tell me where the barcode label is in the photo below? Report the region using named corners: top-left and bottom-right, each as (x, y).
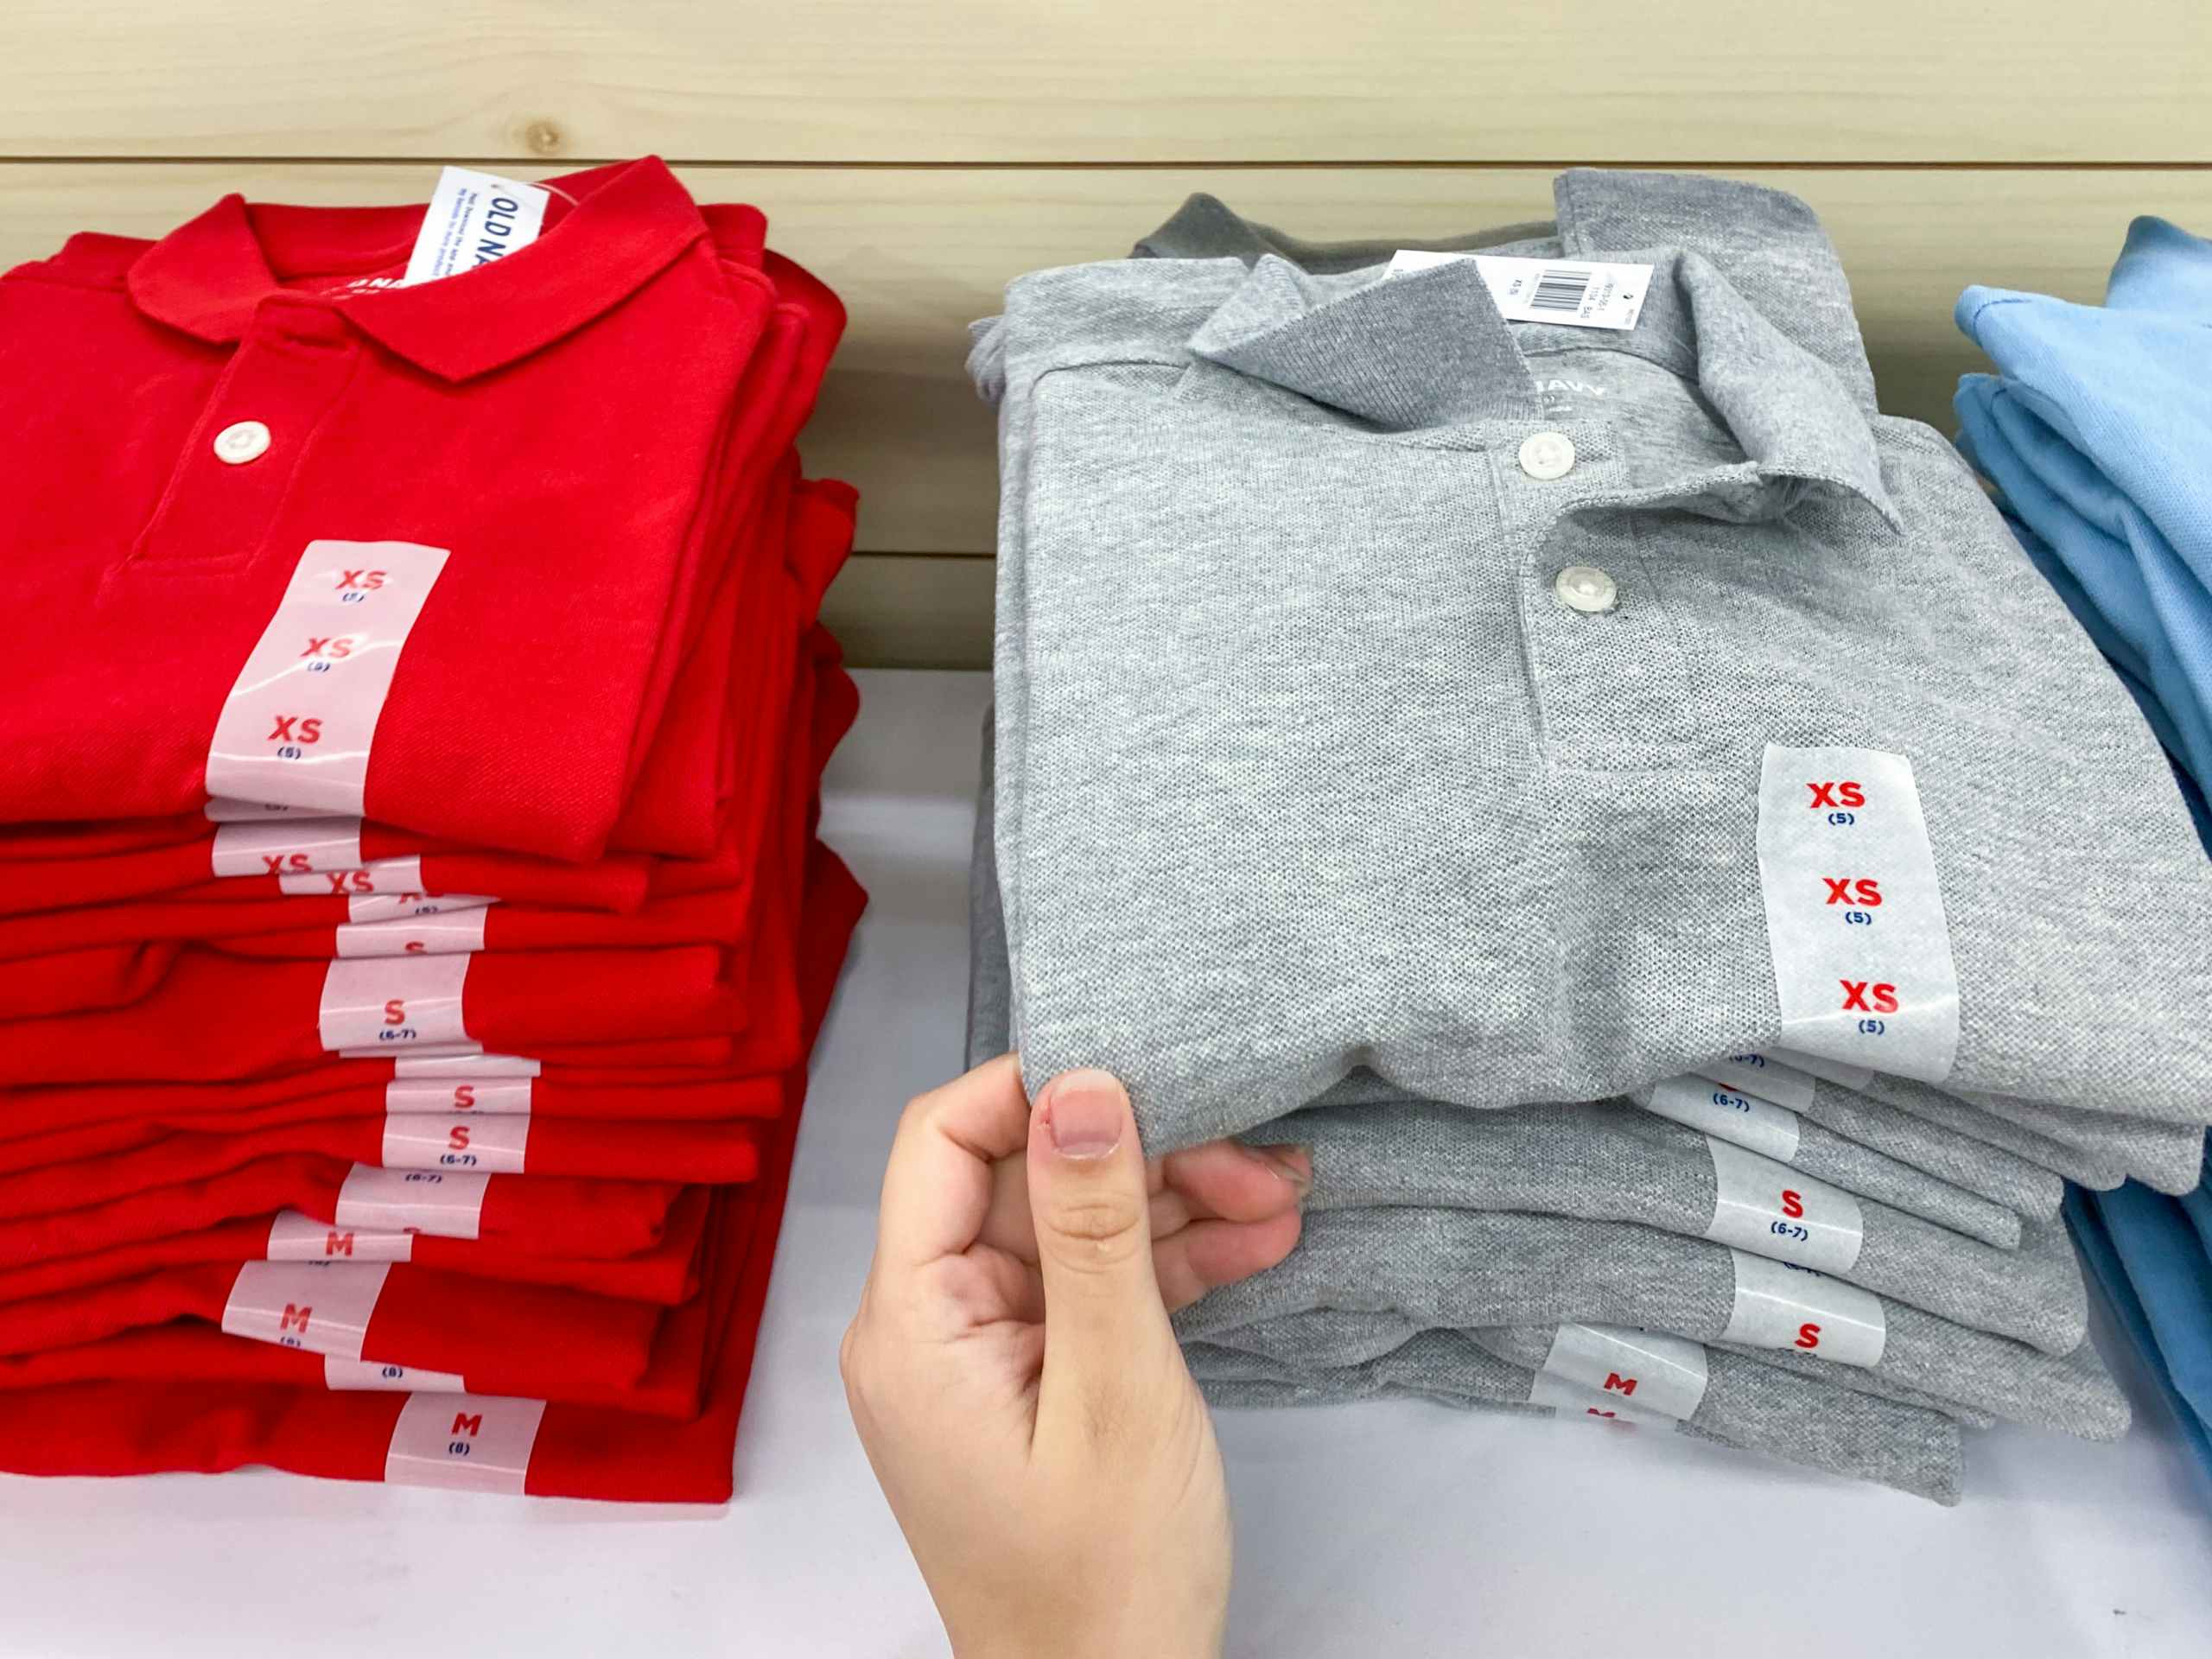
top-left (1386, 250), bottom-right (1651, 332)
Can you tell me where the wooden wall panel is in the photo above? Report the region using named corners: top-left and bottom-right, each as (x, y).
top-left (3, 2), bottom-right (2208, 162)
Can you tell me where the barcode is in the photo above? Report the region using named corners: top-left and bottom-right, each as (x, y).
top-left (1529, 268), bottom-right (1592, 314)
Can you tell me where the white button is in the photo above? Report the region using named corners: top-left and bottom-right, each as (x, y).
top-left (1554, 565), bottom-right (1618, 614)
top-left (1518, 431), bottom-right (1576, 480)
top-left (213, 420), bottom-right (271, 465)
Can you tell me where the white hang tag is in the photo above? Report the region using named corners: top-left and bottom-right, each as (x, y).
top-left (334, 907), bottom-right (490, 958)
top-left (1387, 249), bottom-right (1652, 331)
top-left (265, 1209), bottom-right (416, 1262)
top-left (1527, 1370), bottom-right (1668, 1425)
top-left (1640, 1074), bottom-right (1803, 1166)
top-left (220, 1262), bottom-right (391, 1359)
top-left (1768, 1046), bottom-right (1876, 1094)
top-left (1540, 1323), bottom-right (1710, 1421)
top-left (317, 955), bottom-right (472, 1050)
top-left (385, 1077), bottom-right (533, 1116)
top-left (385, 1395), bottom-right (547, 1495)
top-left (334, 1166), bottom-right (487, 1240)
top-left (209, 817), bottom-right (364, 879)
top-left (390, 1052), bottom-right (540, 1079)
top-left (326, 1356), bottom-right (467, 1393)
top-left (1719, 1249), bottom-right (1887, 1368)
top-left (1702, 1136), bottom-right (1865, 1274)
top-left (381, 1115), bottom-right (531, 1175)
top-left (1696, 1052), bottom-right (1817, 1111)
top-left (404, 168), bottom-right (550, 286)
top-left (1756, 745), bottom-right (1960, 1084)
top-left (204, 541), bottom-right (449, 816)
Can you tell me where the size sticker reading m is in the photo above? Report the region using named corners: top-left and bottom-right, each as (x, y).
top-left (1527, 1370), bottom-right (1667, 1426)
top-left (266, 1209), bottom-right (416, 1262)
top-left (204, 540), bottom-right (449, 816)
top-left (1719, 1249), bottom-right (1887, 1368)
top-left (220, 1262), bottom-right (391, 1359)
top-left (1756, 745), bottom-right (1959, 1084)
top-left (1702, 1136), bottom-right (1865, 1274)
top-left (318, 955), bottom-right (471, 1051)
top-left (1541, 1323), bottom-right (1709, 1421)
top-left (326, 1356), bottom-right (467, 1394)
top-left (385, 1395), bottom-right (547, 1495)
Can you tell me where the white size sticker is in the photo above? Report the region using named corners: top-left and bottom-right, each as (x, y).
top-left (1703, 1135), bottom-right (1865, 1273)
top-left (334, 906), bottom-right (490, 958)
top-left (1719, 1249), bottom-right (1888, 1368)
top-left (385, 1394), bottom-right (547, 1496)
top-left (282, 855), bottom-right (461, 900)
top-left (203, 540), bottom-right (450, 816)
top-left (334, 1166), bottom-right (487, 1240)
top-left (1388, 249), bottom-right (1653, 331)
top-left (1757, 745), bottom-right (1959, 1084)
top-left (266, 1209), bottom-right (416, 1262)
top-left (385, 1077), bottom-right (533, 1116)
top-left (1769, 1046), bottom-right (1875, 1094)
top-left (1698, 1052), bottom-right (1817, 1111)
top-left (390, 1052), bottom-right (541, 1079)
top-left (204, 798), bottom-right (312, 822)
top-left (381, 1115), bottom-right (530, 1175)
top-left (317, 954), bottom-right (472, 1051)
top-left (1641, 1074), bottom-right (1803, 1166)
top-left (209, 817), bottom-right (364, 879)
top-left (1541, 1323), bottom-right (1710, 1421)
top-left (220, 1261), bottom-right (391, 1359)
top-left (403, 168), bottom-right (550, 287)
top-left (346, 1041), bottom-right (483, 1063)
top-left (1527, 1370), bottom-right (1667, 1426)
top-left (325, 1355), bottom-right (467, 1394)
top-left (349, 875), bottom-right (498, 923)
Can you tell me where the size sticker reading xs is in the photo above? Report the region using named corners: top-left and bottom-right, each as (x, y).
top-left (209, 817), bottom-right (363, 878)
top-left (317, 955), bottom-right (471, 1050)
top-left (204, 540), bottom-right (449, 816)
top-left (1387, 249), bottom-right (1653, 331)
top-left (1755, 745), bottom-right (1959, 1083)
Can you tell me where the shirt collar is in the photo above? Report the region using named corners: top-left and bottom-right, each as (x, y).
top-left (127, 156), bottom-right (709, 382)
top-left (1161, 171), bottom-right (1900, 530)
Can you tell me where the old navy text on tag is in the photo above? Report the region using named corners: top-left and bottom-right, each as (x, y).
top-left (1385, 250), bottom-right (1651, 331)
top-left (404, 168), bottom-right (550, 286)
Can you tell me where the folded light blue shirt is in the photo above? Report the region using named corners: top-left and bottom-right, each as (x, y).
top-left (1956, 217), bottom-right (2212, 817)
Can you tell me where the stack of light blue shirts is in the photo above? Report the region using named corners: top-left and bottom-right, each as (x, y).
top-left (1955, 216), bottom-right (2212, 847)
top-left (1955, 216), bottom-right (2212, 1496)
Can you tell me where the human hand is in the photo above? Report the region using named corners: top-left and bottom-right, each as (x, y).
top-left (841, 1057), bottom-right (1310, 1659)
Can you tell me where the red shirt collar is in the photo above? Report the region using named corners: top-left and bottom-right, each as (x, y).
top-left (126, 156), bottom-right (709, 381)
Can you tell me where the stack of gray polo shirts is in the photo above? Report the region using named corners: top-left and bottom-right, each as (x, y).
top-left (969, 170), bottom-right (2212, 1501)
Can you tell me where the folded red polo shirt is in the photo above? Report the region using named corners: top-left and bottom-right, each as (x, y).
top-left (0, 1186), bottom-right (714, 1308)
top-left (0, 812), bottom-right (210, 862)
top-left (0, 943), bottom-right (179, 1019)
top-left (0, 1152), bottom-right (681, 1271)
top-left (0, 853), bottom-right (855, 1497)
top-left (0, 1257), bottom-right (664, 1395)
top-left (0, 944), bottom-right (739, 1086)
top-left (0, 158), bottom-right (778, 858)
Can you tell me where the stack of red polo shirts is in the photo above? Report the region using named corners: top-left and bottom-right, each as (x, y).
top-left (0, 158), bottom-right (865, 1501)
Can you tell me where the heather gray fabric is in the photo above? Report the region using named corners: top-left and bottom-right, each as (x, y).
top-left (1205, 1305), bottom-right (1994, 1427)
top-left (1172, 1206), bottom-right (2129, 1437)
top-left (1273, 1098), bottom-right (2080, 1351)
top-left (1185, 1326), bottom-right (1967, 1503)
top-left (1785, 1077), bottom-right (2064, 1218)
top-left (976, 168), bottom-right (2212, 1154)
top-left (967, 743), bottom-right (2035, 1249)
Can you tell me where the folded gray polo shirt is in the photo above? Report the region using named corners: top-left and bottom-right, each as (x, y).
top-left (1185, 1325), bottom-right (1966, 1503)
top-left (974, 169), bottom-right (2212, 1154)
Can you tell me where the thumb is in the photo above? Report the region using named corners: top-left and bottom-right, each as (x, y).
top-left (1026, 1069), bottom-right (1180, 1436)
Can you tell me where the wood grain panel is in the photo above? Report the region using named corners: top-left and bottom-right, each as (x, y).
top-left (8, 163), bottom-right (2208, 555)
top-left (3, 2), bottom-right (2209, 163)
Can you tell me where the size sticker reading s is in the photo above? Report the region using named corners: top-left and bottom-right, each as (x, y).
top-left (333, 1166), bottom-right (488, 1240)
top-left (204, 540), bottom-right (449, 816)
top-left (1540, 1323), bottom-right (1710, 1421)
top-left (390, 1052), bottom-right (540, 1080)
top-left (1756, 745), bottom-right (1959, 1084)
top-left (1640, 1074), bottom-right (1803, 1166)
top-left (317, 955), bottom-right (471, 1050)
top-left (1719, 1249), bottom-right (1887, 1368)
top-left (381, 1115), bottom-right (530, 1174)
top-left (334, 906), bottom-right (490, 958)
top-left (384, 1395), bottom-right (547, 1495)
top-left (384, 1077), bottom-right (533, 1116)
top-left (1702, 1135), bottom-right (1865, 1274)
top-left (220, 1262), bottom-right (391, 1359)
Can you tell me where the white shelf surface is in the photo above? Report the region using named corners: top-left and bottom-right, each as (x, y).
top-left (1, 668), bottom-right (2207, 1657)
